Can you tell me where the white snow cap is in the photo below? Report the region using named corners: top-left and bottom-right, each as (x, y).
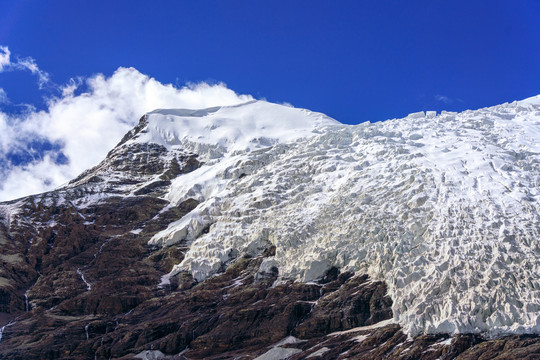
top-left (132, 100), bottom-right (339, 155)
top-left (140, 96), bottom-right (540, 338)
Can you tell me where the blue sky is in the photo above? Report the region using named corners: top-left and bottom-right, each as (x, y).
top-left (2, 0), bottom-right (539, 122)
top-left (0, 0), bottom-right (539, 200)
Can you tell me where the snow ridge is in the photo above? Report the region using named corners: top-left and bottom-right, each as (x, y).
top-left (141, 98), bottom-right (540, 337)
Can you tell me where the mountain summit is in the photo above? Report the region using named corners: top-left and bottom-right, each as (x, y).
top-left (0, 98), bottom-right (539, 359)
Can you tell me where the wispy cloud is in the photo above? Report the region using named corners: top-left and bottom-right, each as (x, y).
top-left (15, 57), bottom-right (50, 89)
top-left (435, 94), bottom-right (452, 104)
top-left (434, 94), bottom-right (464, 104)
top-left (0, 88), bottom-right (8, 104)
top-left (0, 47), bottom-right (254, 201)
top-left (0, 46), bottom-right (10, 72)
top-left (0, 45), bottom-right (51, 89)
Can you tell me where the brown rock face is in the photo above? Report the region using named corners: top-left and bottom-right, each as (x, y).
top-left (0, 139), bottom-right (204, 358)
top-left (294, 271), bottom-right (393, 339)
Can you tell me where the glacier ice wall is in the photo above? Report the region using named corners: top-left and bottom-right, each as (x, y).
top-left (146, 98), bottom-right (540, 337)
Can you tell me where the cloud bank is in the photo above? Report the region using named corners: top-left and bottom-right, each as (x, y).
top-left (0, 47), bottom-right (253, 201)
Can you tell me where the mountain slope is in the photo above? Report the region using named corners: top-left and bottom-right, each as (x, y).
top-left (0, 98), bottom-right (539, 359)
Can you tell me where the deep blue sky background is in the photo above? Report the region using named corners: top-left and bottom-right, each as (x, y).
top-left (1, 0), bottom-right (539, 124)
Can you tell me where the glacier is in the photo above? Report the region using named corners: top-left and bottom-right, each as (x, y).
top-left (123, 97), bottom-right (540, 337)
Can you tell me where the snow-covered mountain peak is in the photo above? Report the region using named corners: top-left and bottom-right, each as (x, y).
top-left (126, 100), bottom-right (340, 158)
top-left (3, 95), bottom-right (540, 357)
top-left (144, 96), bottom-right (540, 338)
top-left (12, 95), bottom-right (539, 340)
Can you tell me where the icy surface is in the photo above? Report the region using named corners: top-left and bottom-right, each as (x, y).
top-left (254, 347), bottom-right (302, 360)
top-left (254, 336), bottom-right (305, 360)
top-left (328, 319), bottom-right (395, 336)
top-left (86, 97), bottom-right (539, 337)
top-left (77, 268), bottom-right (92, 291)
top-left (137, 100), bottom-right (339, 158)
top-left (134, 350), bottom-right (167, 359)
top-left (307, 347), bottom-right (330, 358)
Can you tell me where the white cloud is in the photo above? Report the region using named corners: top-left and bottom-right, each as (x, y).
top-left (0, 46), bottom-right (10, 72)
top-left (0, 88), bottom-right (8, 104)
top-left (61, 77), bottom-right (83, 97)
top-left (0, 156), bottom-right (71, 202)
top-left (0, 66), bottom-right (254, 201)
top-left (0, 112), bottom-right (16, 155)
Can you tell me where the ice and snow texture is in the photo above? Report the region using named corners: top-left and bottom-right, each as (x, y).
top-left (139, 98), bottom-right (540, 337)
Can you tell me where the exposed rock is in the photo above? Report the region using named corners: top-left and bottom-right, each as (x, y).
top-left (294, 273), bottom-right (393, 339)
